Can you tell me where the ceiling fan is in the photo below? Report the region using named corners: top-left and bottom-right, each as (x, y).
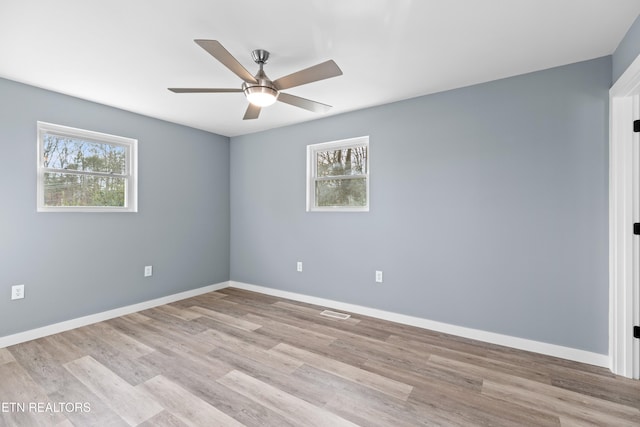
top-left (168, 40), bottom-right (343, 120)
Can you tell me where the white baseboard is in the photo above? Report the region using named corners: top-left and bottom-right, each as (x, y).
top-left (0, 281), bottom-right (230, 349)
top-left (1, 279), bottom-right (610, 369)
top-left (229, 281), bottom-right (610, 368)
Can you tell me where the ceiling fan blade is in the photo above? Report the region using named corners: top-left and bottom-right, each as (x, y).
top-left (243, 103), bottom-right (261, 120)
top-left (194, 40), bottom-right (258, 84)
top-left (277, 92), bottom-right (331, 113)
top-left (273, 60), bottom-right (342, 90)
top-left (168, 88), bottom-right (243, 93)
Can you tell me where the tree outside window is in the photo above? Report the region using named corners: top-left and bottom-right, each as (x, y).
top-left (307, 136), bottom-right (369, 212)
top-left (37, 122), bottom-right (137, 212)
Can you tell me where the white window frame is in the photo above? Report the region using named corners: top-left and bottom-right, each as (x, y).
top-left (36, 121), bottom-right (138, 213)
top-left (306, 136), bottom-right (369, 212)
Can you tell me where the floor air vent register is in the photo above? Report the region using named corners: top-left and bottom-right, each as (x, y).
top-left (320, 310), bottom-right (351, 320)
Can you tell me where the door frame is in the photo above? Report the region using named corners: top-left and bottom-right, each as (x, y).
top-left (610, 53), bottom-right (640, 379)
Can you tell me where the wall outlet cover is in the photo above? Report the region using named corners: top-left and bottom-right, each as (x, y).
top-left (11, 284), bottom-right (25, 300)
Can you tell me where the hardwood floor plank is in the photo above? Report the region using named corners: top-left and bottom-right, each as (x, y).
top-left (39, 334), bottom-right (85, 363)
top-left (247, 307), bottom-right (387, 343)
top-left (198, 328), bottom-right (303, 373)
top-left (187, 296), bottom-right (242, 316)
top-left (245, 313), bottom-right (337, 348)
top-left (324, 385), bottom-right (444, 427)
top-left (549, 368), bottom-right (640, 409)
top-left (83, 321), bottom-right (156, 359)
top-left (294, 363), bottom-right (449, 426)
top-left (47, 375), bottom-right (129, 427)
top-left (136, 357), bottom-right (297, 427)
top-left (0, 361), bottom-right (69, 426)
top-left (8, 339), bottom-right (77, 395)
top-left (9, 330), bottom-right (126, 426)
top-left (269, 322), bottom-right (394, 368)
top-left (482, 378), bottom-right (640, 426)
top-left (423, 353), bottom-right (640, 425)
top-left (107, 316), bottom-right (217, 356)
top-left (401, 336), bottom-right (554, 384)
top-left (138, 347), bottom-right (232, 388)
top-left (271, 300), bottom-right (362, 325)
top-left (211, 351), bottom-right (336, 408)
top-left (2, 288), bottom-right (639, 426)
top-left (236, 298), bottom-right (391, 342)
top-left (139, 375), bottom-right (246, 427)
top-left (120, 311), bottom-right (153, 324)
top-left (387, 332), bottom-right (490, 359)
top-left (217, 369), bottom-right (359, 427)
top-left (64, 355), bottom-right (163, 425)
top-left (157, 303), bottom-right (203, 321)
top-left (557, 415), bottom-right (603, 426)
top-left (362, 356), bottom-right (483, 392)
top-left (180, 290), bottom-right (229, 304)
top-left (218, 288), bottom-right (283, 305)
top-left (206, 344), bottom-right (339, 410)
top-left (329, 336), bottom-right (435, 373)
top-left (137, 347), bottom-right (302, 427)
top-left (408, 381), bottom-right (562, 427)
top-left (60, 327), bottom-right (160, 387)
top-left (139, 307), bottom-right (210, 335)
top-left (0, 347), bottom-right (16, 365)
top-left (430, 351), bottom-right (640, 421)
top-left (270, 342), bottom-right (414, 401)
top-left (191, 315), bottom-right (281, 350)
top-left (137, 410), bottom-right (190, 427)
top-left (189, 305), bottom-right (262, 331)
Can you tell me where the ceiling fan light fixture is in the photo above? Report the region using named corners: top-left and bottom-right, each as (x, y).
top-left (244, 85), bottom-right (279, 107)
top-left (169, 41), bottom-right (342, 120)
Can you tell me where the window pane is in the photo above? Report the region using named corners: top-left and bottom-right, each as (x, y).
top-left (43, 134), bottom-right (126, 174)
top-left (315, 178), bottom-right (367, 207)
top-left (316, 146), bottom-right (367, 177)
top-left (44, 172), bottom-right (126, 207)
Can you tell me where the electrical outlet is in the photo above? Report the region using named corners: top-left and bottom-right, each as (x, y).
top-left (375, 270), bottom-right (383, 283)
top-left (11, 284), bottom-right (24, 300)
top-left (144, 266), bottom-right (153, 277)
top-left (297, 261), bottom-right (303, 272)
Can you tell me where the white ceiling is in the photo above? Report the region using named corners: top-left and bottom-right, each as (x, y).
top-left (1, 1), bottom-right (639, 137)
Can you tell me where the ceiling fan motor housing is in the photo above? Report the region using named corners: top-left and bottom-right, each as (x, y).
top-left (243, 49), bottom-right (279, 106)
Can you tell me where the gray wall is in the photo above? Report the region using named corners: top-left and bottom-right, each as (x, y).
top-left (0, 78), bottom-right (230, 337)
top-left (230, 57), bottom-right (611, 354)
top-left (613, 14), bottom-right (640, 83)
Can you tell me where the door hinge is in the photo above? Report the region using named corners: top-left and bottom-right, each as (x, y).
top-left (634, 120), bottom-right (640, 132)
top-left (634, 223), bottom-right (640, 235)
top-left (634, 326), bottom-right (640, 339)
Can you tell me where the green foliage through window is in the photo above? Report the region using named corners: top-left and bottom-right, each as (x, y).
top-left (307, 137), bottom-right (369, 211)
top-left (42, 135), bottom-right (127, 207)
top-left (37, 122), bottom-right (137, 212)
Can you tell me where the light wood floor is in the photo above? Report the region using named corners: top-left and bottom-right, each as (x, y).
top-left (1, 288), bottom-right (639, 426)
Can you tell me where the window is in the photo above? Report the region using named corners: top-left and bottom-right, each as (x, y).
top-left (37, 122), bottom-right (138, 212)
top-left (307, 136), bottom-right (369, 212)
